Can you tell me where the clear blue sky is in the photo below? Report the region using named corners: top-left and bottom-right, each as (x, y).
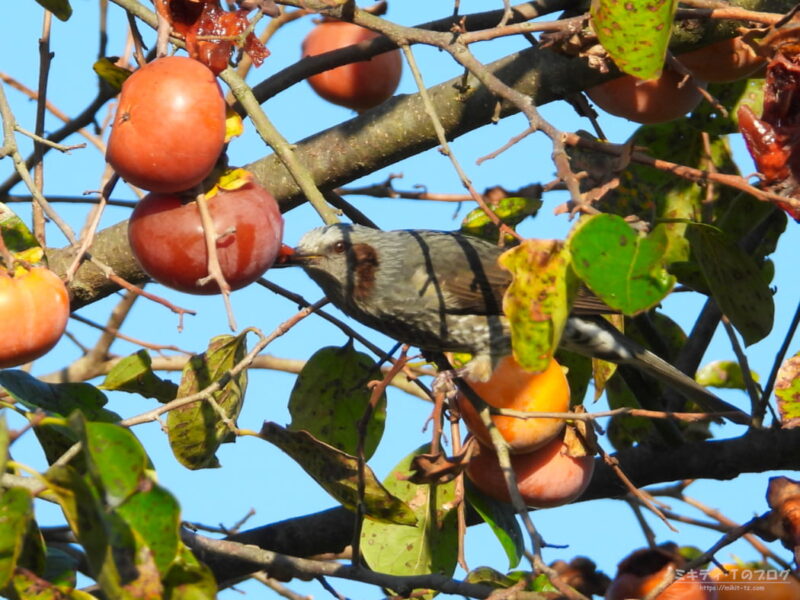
top-left (3, 1), bottom-right (799, 597)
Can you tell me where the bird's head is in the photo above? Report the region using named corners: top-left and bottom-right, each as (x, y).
top-left (276, 223), bottom-right (384, 305)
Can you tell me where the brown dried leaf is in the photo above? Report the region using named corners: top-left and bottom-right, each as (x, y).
top-left (408, 445), bottom-right (473, 485)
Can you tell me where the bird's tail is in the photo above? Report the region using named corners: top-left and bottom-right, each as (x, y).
top-left (561, 316), bottom-right (751, 425)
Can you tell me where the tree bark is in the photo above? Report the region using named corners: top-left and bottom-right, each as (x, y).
top-left (195, 427), bottom-right (800, 584)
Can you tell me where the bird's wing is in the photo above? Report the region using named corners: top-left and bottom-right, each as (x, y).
top-left (409, 231), bottom-right (618, 317)
top-left (406, 231), bottom-right (510, 315)
top-left (571, 288), bottom-right (620, 315)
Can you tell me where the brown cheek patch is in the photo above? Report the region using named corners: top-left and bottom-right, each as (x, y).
top-left (351, 243), bottom-right (379, 300)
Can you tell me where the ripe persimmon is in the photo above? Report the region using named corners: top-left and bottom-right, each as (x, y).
top-left (0, 266), bottom-right (70, 368)
top-left (302, 20), bottom-right (402, 112)
top-left (128, 175), bottom-right (283, 294)
top-left (677, 37), bottom-right (765, 83)
top-left (456, 355), bottom-right (569, 453)
top-left (106, 56), bottom-right (226, 193)
top-left (606, 547), bottom-right (717, 600)
top-left (587, 68), bottom-right (706, 124)
top-left (465, 429), bottom-right (595, 508)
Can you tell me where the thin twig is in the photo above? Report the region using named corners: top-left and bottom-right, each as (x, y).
top-left (13, 126), bottom-right (85, 152)
top-left (720, 317), bottom-right (762, 425)
top-left (0, 71), bottom-right (106, 153)
top-left (119, 301), bottom-right (325, 428)
top-left (33, 10), bottom-right (53, 246)
top-left (221, 68), bottom-right (339, 226)
top-left (400, 44), bottom-right (520, 241)
top-left (194, 191), bottom-right (237, 330)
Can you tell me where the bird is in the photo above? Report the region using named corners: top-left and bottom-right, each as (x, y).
top-left (279, 223), bottom-right (749, 424)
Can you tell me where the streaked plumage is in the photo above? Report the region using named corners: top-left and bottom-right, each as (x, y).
top-left (288, 224), bottom-right (748, 424)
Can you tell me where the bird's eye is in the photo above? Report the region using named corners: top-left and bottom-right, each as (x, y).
top-left (332, 241), bottom-right (347, 254)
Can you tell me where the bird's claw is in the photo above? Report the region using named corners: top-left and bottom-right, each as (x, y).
top-left (432, 369), bottom-right (458, 399)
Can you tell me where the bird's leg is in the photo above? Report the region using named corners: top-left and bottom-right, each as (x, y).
top-left (431, 368), bottom-right (458, 398)
top-left (431, 352), bottom-right (494, 397)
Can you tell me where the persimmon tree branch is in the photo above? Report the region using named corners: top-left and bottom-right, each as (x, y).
top-left (32, 0), bottom-right (794, 306)
top-left (205, 427), bottom-right (800, 585)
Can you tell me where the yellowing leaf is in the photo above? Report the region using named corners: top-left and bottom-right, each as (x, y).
top-left (499, 239), bottom-right (577, 373)
top-left (204, 168), bottom-right (254, 200)
top-left (775, 353), bottom-right (800, 429)
top-left (167, 333), bottom-right (249, 469)
top-left (225, 106), bottom-right (245, 142)
top-left (1, 202), bottom-right (42, 262)
top-left (695, 360), bottom-right (758, 390)
top-left (260, 422), bottom-right (416, 525)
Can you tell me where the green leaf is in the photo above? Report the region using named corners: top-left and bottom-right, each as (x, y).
top-left (569, 214), bottom-right (675, 315)
top-left (624, 312), bottom-right (687, 362)
top-left (686, 225), bottom-right (774, 345)
top-left (33, 0), bottom-right (72, 21)
top-left (555, 350), bottom-right (592, 406)
top-left (599, 122), bottom-right (730, 267)
top-left (0, 371), bottom-right (120, 465)
top-left (79, 421), bottom-right (180, 575)
top-left (92, 57), bottom-right (131, 91)
top-left (775, 352), bottom-right (800, 428)
top-left (464, 480), bottom-right (524, 569)
top-left (460, 193), bottom-right (542, 242)
top-left (0, 414), bottom-right (8, 476)
top-left (605, 375), bottom-right (654, 450)
top-left (464, 566), bottom-right (519, 588)
top-left (162, 544), bottom-right (217, 600)
top-left (75, 418), bottom-right (150, 507)
top-left (45, 415), bottom-right (181, 594)
top-left (0, 371), bottom-right (113, 419)
top-left (0, 487), bottom-right (33, 589)
top-left (14, 516), bottom-right (46, 580)
top-left (590, 0), bottom-right (676, 80)
top-left (76, 416), bottom-right (181, 575)
top-left (260, 422), bottom-right (416, 525)
top-left (288, 343), bottom-right (386, 459)
top-left (167, 333), bottom-right (249, 469)
top-left (695, 360), bottom-right (759, 390)
top-left (465, 568), bottom-right (556, 592)
top-left (361, 445), bottom-right (458, 597)
top-left (711, 186), bottom-right (785, 288)
top-left (45, 465), bottom-right (163, 598)
top-left (115, 484), bottom-right (181, 576)
top-left (100, 350), bottom-right (178, 403)
top-left (499, 239), bottom-right (578, 373)
top-left (690, 78), bottom-right (765, 136)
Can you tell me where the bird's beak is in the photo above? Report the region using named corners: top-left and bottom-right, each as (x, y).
top-left (272, 244), bottom-right (320, 268)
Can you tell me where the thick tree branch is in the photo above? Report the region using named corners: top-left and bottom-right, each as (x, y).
top-left (39, 0), bottom-right (796, 307)
top-left (48, 42), bottom-right (611, 307)
top-left (200, 427), bottom-right (800, 584)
